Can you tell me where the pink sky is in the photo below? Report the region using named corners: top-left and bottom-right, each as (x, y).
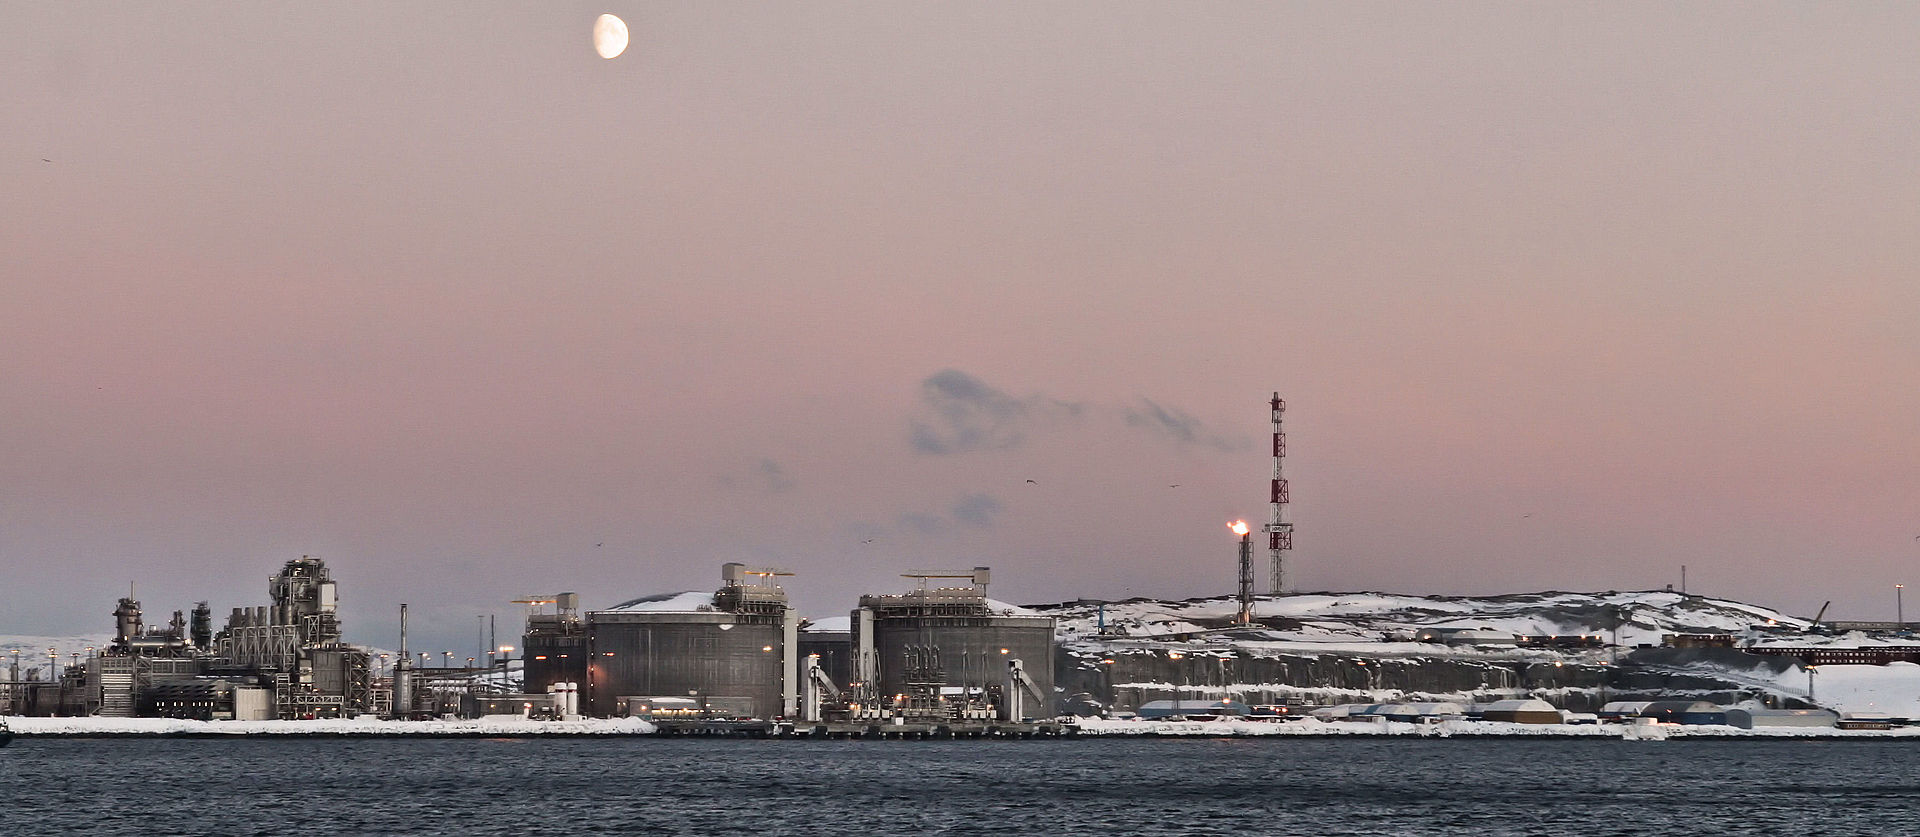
top-left (4, 3), bottom-right (1918, 653)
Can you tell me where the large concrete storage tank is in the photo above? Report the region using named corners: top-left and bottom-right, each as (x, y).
top-left (852, 567), bottom-right (1056, 713)
top-left (584, 565), bottom-right (797, 719)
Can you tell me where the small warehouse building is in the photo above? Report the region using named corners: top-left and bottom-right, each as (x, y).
top-left (1724, 708), bottom-right (1836, 730)
top-left (1478, 699), bottom-right (1563, 724)
top-left (1374, 702), bottom-right (1466, 723)
top-left (1598, 701), bottom-right (1652, 722)
top-left (1639, 700), bottom-right (1726, 725)
top-left (1312, 703), bottom-right (1385, 721)
top-left (1136, 699), bottom-right (1247, 719)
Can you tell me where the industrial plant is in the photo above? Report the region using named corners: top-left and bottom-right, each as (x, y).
top-left (1, 556), bottom-right (1065, 735)
top-left (2, 557), bottom-right (374, 720)
top-left (6, 394), bottom-right (1919, 735)
top-left (514, 563), bottom-right (1058, 735)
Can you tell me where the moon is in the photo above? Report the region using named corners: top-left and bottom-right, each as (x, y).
top-left (593, 14), bottom-right (628, 60)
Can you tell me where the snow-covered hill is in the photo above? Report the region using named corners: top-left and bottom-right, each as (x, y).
top-left (1034, 590), bottom-right (1810, 649)
top-left (1028, 591), bottom-right (1920, 716)
top-left (0, 634), bottom-right (114, 678)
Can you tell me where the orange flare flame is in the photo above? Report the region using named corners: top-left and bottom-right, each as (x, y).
top-left (1228, 519), bottom-right (1250, 536)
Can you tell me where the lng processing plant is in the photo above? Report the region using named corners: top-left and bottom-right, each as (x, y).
top-left (5, 395), bottom-right (1918, 735)
top-left (0, 556), bottom-right (1068, 735)
top-left (6, 550), bottom-right (1920, 735)
top-left (516, 564), bottom-right (1056, 733)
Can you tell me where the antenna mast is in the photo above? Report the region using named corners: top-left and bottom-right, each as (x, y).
top-left (1264, 392), bottom-right (1294, 594)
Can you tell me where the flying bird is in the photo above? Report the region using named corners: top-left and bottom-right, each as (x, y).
top-left (1168, 484), bottom-right (1181, 488)
top-left (861, 538), bottom-right (875, 544)
top-left (1025, 479), bottom-right (1037, 484)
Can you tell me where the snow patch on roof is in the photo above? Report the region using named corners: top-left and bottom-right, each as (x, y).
top-left (600, 591), bottom-right (716, 613)
top-left (802, 616), bottom-right (851, 633)
top-left (986, 598), bottom-right (1041, 617)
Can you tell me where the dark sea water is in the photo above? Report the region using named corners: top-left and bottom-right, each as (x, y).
top-left (4, 737), bottom-right (1917, 836)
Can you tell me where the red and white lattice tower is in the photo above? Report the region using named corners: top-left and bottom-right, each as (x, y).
top-left (1263, 393), bottom-right (1294, 594)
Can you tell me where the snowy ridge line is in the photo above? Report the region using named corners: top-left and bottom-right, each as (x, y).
top-left (1070, 718), bottom-right (1920, 739)
top-left (1037, 589), bottom-right (1811, 647)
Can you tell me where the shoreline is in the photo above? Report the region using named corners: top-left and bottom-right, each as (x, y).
top-left (8, 715), bottom-right (1920, 740)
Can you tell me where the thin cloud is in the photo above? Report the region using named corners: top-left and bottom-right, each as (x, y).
top-left (907, 369), bottom-right (1245, 455)
top-left (880, 493), bottom-right (1004, 537)
top-left (897, 512), bottom-right (947, 535)
top-left (1123, 399), bottom-right (1248, 452)
top-left (755, 458), bottom-right (796, 493)
top-left (907, 369), bottom-right (1081, 455)
top-left (951, 492), bottom-right (1003, 528)
top-left (717, 458), bottom-right (797, 493)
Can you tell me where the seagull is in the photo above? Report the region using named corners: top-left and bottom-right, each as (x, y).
top-left (861, 538), bottom-right (875, 544)
top-left (1025, 479), bottom-right (1037, 484)
top-left (1168, 484), bottom-right (1181, 488)
top-left (1521, 513), bottom-right (1532, 519)
top-left (595, 543), bottom-right (603, 547)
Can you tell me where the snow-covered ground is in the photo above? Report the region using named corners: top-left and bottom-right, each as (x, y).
top-left (1040, 590), bottom-right (1811, 649)
top-left (1750, 630), bottom-right (1920, 650)
top-left (1624, 656), bottom-right (1920, 718)
top-left (2, 715), bottom-right (655, 736)
top-left (7, 713), bottom-right (1912, 739)
top-left (1071, 717), bottom-right (1920, 738)
top-left (1789, 662), bottom-right (1920, 718)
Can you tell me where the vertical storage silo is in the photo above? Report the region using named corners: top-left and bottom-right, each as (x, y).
top-left (582, 564), bottom-right (798, 719)
top-left (851, 567), bottom-right (1056, 714)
